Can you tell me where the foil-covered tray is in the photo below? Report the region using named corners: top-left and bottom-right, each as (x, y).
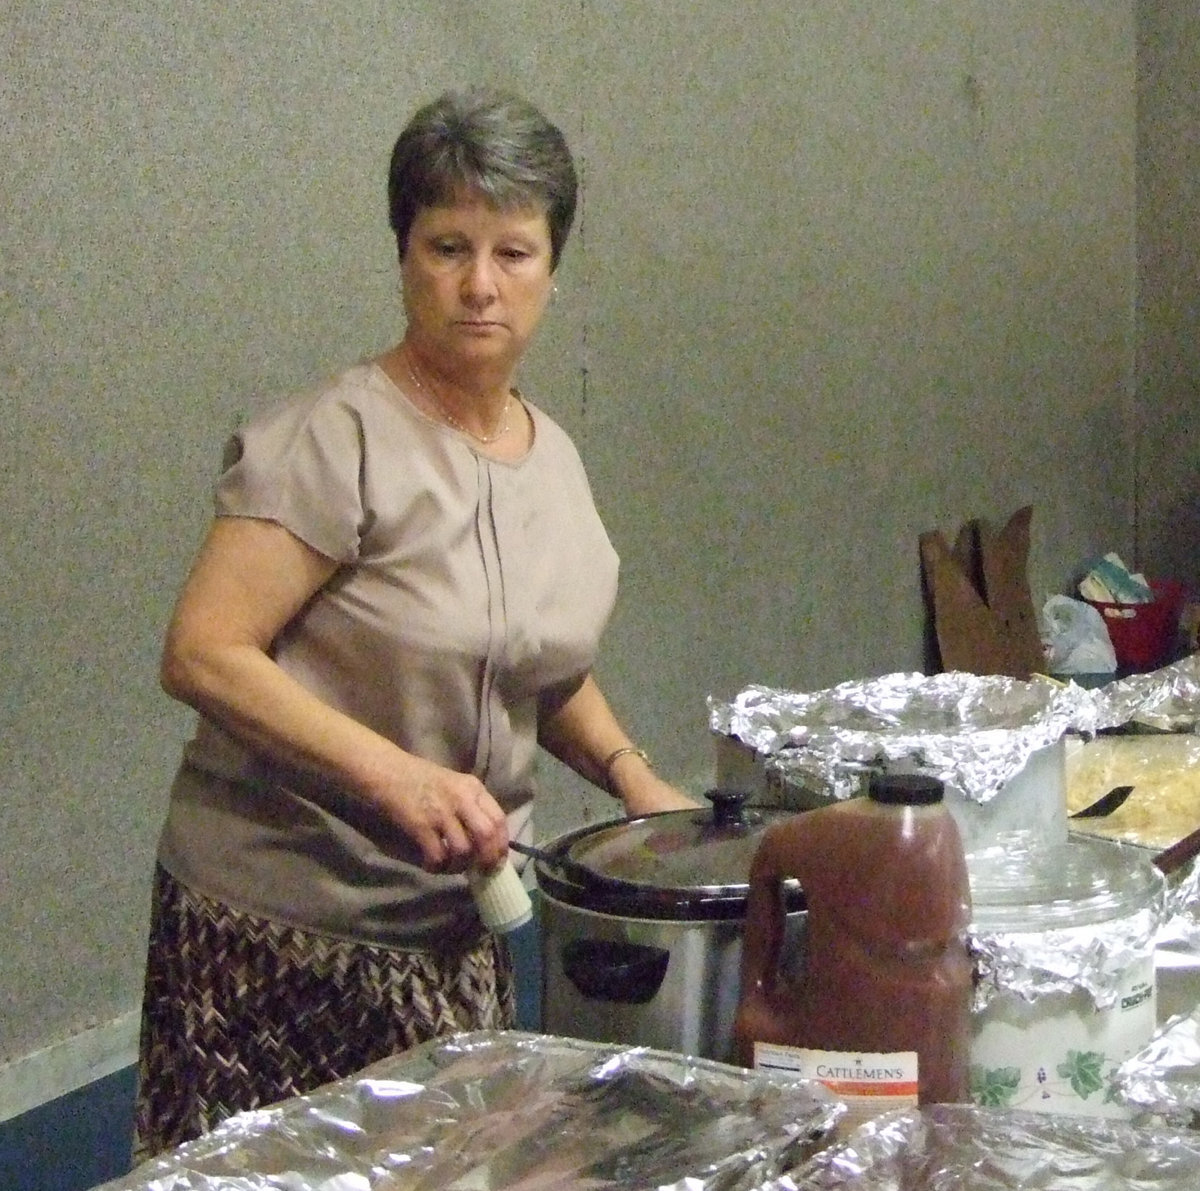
top-left (766, 1103), bottom-right (1200, 1189)
top-left (1155, 857), bottom-right (1200, 1023)
top-left (709, 658), bottom-right (1200, 809)
top-left (96, 1031), bottom-right (842, 1191)
top-left (1117, 1008), bottom-right (1200, 1127)
top-left (711, 671), bottom-right (1079, 806)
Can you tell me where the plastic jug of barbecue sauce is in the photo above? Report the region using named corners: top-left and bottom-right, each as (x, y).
top-left (733, 773), bottom-right (974, 1127)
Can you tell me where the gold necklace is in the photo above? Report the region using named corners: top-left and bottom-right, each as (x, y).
top-left (405, 354), bottom-right (512, 445)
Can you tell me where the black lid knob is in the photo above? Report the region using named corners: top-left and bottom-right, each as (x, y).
top-left (868, 773), bottom-right (944, 806)
top-left (704, 787), bottom-right (751, 827)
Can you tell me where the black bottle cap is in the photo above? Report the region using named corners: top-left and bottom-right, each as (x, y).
top-left (867, 773), bottom-right (945, 805)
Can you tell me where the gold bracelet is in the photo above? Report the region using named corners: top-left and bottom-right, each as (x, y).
top-left (602, 746), bottom-right (652, 794)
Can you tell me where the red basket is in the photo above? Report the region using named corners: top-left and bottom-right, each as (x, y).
top-left (1085, 578), bottom-right (1186, 671)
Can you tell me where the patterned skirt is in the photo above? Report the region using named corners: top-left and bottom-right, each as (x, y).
top-left (133, 864), bottom-right (515, 1163)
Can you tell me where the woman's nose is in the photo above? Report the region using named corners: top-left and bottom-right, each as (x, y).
top-left (461, 254), bottom-right (498, 304)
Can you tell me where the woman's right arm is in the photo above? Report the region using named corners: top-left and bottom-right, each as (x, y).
top-left (161, 516), bottom-right (510, 872)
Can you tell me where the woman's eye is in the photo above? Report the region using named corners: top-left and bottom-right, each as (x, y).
top-left (433, 241), bottom-right (465, 257)
top-left (500, 247), bottom-right (532, 262)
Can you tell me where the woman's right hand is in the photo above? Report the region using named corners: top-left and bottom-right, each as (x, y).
top-left (377, 757), bottom-right (511, 874)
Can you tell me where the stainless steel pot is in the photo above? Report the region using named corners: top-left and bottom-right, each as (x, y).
top-left (535, 790), bottom-right (805, 1064)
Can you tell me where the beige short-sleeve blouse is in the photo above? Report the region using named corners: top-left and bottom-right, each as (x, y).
top-left (157, 363), bottom-right (619, 950)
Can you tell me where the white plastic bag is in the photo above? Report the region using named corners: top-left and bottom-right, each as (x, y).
top-left (1040, 595), bottom-right (1117, 674)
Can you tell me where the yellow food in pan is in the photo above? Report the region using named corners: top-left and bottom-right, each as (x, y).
top-left (1066, 735), bottom-right (1200, 851)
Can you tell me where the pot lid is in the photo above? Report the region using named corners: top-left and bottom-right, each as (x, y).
top-left (535, 789), bottom-right (803, 920)
top-left (968, 833), bottom-right (1165, 933)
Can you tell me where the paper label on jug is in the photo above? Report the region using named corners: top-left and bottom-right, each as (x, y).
top-left (753, 1042), bottom-right (918, 1131)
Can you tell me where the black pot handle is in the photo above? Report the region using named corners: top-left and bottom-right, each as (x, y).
top-left (560, 939), bottom-right (670, 1004)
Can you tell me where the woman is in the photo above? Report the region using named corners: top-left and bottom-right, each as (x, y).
top-left (135, 86), bottom-right (695, 1160)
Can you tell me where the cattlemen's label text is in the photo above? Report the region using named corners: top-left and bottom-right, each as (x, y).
top-left (816, 1062), bottom-right (906, 1080)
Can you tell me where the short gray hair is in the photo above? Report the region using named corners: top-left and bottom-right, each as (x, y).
top-left (388, 87), bottom-right (578, 271)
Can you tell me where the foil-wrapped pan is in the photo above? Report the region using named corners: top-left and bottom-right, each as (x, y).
top-left (1116, 1009), bottom-right (1200, 1127)
top-left (709, 659), bottom-right (1200, 808)
top-left (765, 1102), bottom-right (1200, 1189)
top-left (95, 1031), bottom-right (842, 1191)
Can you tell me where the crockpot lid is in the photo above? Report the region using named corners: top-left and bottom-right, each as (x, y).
top-left (968, 834), bottom-right (1165, 932)
top-left (559, 789), bottom-right (783, 897)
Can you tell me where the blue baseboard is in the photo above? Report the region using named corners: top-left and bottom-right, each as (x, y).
top-left (510, 912), bottom-right (543, 1031)
top-left (0, 1065), bottom-right (136, 1191)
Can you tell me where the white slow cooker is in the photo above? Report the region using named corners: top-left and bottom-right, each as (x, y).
top-left (968, 835), bottom-right (1166, 1117)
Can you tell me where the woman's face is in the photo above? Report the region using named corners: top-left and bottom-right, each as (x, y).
top-left (401, 193), bottom-right (554, 377)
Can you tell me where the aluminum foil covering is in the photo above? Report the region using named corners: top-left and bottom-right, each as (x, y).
top-left (967, 839), bottom-right (1166, 1012)
top-left (1096, 654), bottom-right (1200, 733)
top-left (761, 1103), bottom-right (1200, 1189)
top-left (1155, 921), bottom-right (1200, 1031)
top-left (1115, 1009), bottom-right (1200, 1125)
top-left (1162, 856), bottom-right (1200, 944)
top-left (708, 659), bottom-right (1200, 807)
top-left (970, 897), bottom-right (1162, 1012)
top-left (96, 1031), bottom-right (842, 1191)
top-left (1114, 863), bottom-right (1200, 1122)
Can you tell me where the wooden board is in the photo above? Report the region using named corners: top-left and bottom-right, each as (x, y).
top-left (920, 505), bottom-right (1043, 679)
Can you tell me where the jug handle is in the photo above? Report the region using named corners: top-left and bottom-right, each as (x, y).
top-left (739, 829), bottom-right (789, 1006)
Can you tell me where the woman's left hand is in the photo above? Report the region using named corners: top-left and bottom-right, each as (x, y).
top-left (616, 772), bottom-right (700, 817)
top-left (536, 672), bottom-right (701, 815)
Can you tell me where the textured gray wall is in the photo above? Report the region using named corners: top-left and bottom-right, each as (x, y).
top-left (1136, 0), bottom-right (1200, 586)
top-left (1, 0), bottom-right (1185, 1067)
